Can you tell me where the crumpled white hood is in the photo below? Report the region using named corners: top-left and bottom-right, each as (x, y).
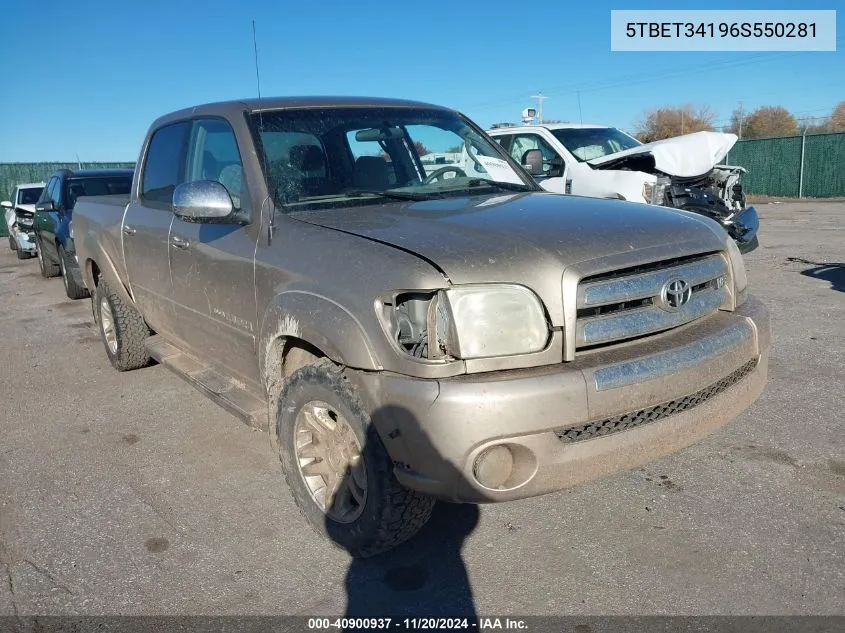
top-left (587, 131), bottom-right (738, 178)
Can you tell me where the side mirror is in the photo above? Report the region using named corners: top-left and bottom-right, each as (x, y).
top-left (35, 200), bottom-right (56, 212)
top-left (548, 156), bottom-right (565, 178)
top-left (1, 201), bottom-right (12, 209)
top-left (521, 150), bottom-right (544, 176)
top-left (173, 181), bottom-right (235, 223)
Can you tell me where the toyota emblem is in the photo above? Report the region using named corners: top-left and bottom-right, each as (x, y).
top-left (661, 278), bottom-right (691, 311)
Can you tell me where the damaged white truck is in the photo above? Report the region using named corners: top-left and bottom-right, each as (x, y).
top-left (488, 124), bottom-right (759, 252)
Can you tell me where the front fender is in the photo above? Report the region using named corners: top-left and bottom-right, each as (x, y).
top-left (258, 291), bottom-right (381, 381)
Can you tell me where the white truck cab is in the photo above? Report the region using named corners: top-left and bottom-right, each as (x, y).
top-left (487, 123), bottom-right (759, 252)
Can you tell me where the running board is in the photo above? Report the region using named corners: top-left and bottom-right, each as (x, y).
top-left (145, 335), bottom-right (268, 431)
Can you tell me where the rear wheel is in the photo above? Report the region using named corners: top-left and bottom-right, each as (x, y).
top-left (36, 238), bottom-right (60, 278)
top-left (276, 359), bottom-right (435, 557)
top-left (59, 246), bottom-right (89, 300)
top-left (95, 280), bottom-right (151, 371)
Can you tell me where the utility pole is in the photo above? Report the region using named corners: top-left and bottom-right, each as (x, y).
top-left (530, 92), bottom-right (548, 125)
top-left (738, 100), bottom-right (744, 139)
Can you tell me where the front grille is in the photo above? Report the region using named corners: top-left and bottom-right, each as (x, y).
top-left (554, 359), bottom-right (758, 444)
top-left (574, 252), bottom-right (729, 350)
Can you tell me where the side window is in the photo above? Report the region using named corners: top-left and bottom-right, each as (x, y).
top-left (507, 134), bottom-right (561, 175)
top-left (494, 135), bottom-right (514, 153)
top-left (46, 177), bottom-right (60, 205)
top-left (141, 121), bottom-right (190, 206)
top-left (185, 118), bottom-right (245, 210)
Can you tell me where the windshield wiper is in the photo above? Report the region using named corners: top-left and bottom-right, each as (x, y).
top-left (344, 189), bottom-right (434, 201)
top-left (466, 179), bottom-right (532, 192)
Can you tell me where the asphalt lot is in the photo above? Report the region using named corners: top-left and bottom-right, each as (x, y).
top-left (0, 202), bottom-right (843, 617)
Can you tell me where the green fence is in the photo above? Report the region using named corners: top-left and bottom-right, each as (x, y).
top-left (1, 162), bottom-right (134, 237)
top-left (723, 132), bottom-right (845, 198)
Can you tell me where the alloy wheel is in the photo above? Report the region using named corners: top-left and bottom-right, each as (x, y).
top-left (293, 400), bottom-right (367, 523)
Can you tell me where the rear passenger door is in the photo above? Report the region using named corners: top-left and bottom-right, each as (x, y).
top-left (122, 121), bottom-right (190, 339)
top-left (168, 117), bottom-right (260, 386)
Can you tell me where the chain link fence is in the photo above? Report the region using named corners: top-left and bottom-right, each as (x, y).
top-left (724, 132), bottom-right (845, 198)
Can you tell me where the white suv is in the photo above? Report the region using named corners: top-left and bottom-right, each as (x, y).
top-left (2, 182), bottom-right (46, 259)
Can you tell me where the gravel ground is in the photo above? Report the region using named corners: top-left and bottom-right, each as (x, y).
top-left (0, 202), bottom-right (843, 618)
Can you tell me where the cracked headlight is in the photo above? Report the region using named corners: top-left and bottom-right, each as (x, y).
top-left (643, 177), bottom-right (670, 205)
top-left (724, 237), bottom-right (748, 307)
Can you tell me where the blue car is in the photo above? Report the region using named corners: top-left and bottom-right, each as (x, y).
top-left (34, 168), bottom-right (133, 299)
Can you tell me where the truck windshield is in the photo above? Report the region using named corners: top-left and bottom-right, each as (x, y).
top-left (18, 187), bottom-right (44, 205)
top-left (250, 107), bottom-right (536, 211)
top-left (550, 128), bottom-right (642, 162)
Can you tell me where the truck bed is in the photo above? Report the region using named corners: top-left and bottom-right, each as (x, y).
top-left (73, 194), bottom-right (131, 292)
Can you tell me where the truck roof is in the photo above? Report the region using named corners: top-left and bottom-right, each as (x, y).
top-left (14, 182), bottom-right (46, 189)
top-left (153, 96), bottom-right (452, 128)
top-left (489, 123), bottom-right (610, 132)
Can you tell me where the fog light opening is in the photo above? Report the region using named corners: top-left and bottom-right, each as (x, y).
top-left (473, 445), bottom-right (514, 490)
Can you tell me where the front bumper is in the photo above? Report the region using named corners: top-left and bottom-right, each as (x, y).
top-left (354, 296), bottom-right (770, 503)
top-left (12, 227), bottom-right (37, 252)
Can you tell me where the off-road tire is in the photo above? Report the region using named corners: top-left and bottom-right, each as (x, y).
top-left (95, 280), bottom-right (151, 371)
top-left (37, 238), bottom-right (60, 278)
top-left (9, 236), bottom-right (17, 251)
top-left (276, 359), bottom-right (435, 557)
top-left (16, 247), bottom-right (29, 260)
top-left (59, 246), bottom-right (89, 300)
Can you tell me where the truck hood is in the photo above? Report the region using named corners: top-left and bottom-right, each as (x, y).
top-left (290, 193), bottom-right (725, 289)
top-left (587, 131), bottom-right (738, 178)
top-left (15, 203), bottom-right (36, 214)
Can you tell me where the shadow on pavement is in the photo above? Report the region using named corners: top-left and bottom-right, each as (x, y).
top-left (325, 404), bottom-right (480, 626)
top-left (787, 257), bottom-right (845, 293)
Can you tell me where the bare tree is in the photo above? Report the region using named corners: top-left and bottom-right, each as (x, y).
top-left (636, 105), bottom-right (716, 142)
top-left (743, 106), bottom-right (798, 139)
top-left (726, 108), bottom-right (750, 137)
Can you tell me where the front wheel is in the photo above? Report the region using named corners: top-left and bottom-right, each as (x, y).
top-left (95, 281), bottom-right (151, 371)
top-left (36, 239), bottom-right (60, 278)
top-left (276, 360), bottom-right (435, 557)
top-left (9, 236), bottom-right (17, 251)
top-left (59, 246), bottom-right (89, 300)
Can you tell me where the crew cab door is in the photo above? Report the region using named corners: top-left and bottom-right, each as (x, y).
top-left (122, 121), bottom-right (190, 339)
top-left (168, 117), bottom-right (260, 387)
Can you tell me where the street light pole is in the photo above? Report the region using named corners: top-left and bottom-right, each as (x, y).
top-left (530, 93), bottom-right (548, 125)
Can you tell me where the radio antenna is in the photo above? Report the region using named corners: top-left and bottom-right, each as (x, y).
top-left (252, 20), bottom-right (262, 99)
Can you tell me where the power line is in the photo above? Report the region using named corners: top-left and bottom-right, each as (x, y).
top-left (468, 42), bottom-right (843, 114)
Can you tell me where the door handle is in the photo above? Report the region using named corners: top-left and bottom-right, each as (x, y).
top-left (170, 235), bottom-right (190, 250)
top-left (122, 225), bottom-right (137, 236)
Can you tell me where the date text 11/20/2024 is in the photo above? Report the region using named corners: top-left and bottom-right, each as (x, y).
top-left (307, 618), bottom-right (529, 630)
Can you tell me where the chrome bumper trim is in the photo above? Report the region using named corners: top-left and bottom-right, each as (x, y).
top-left (592, 319), bottom-right (752, 392)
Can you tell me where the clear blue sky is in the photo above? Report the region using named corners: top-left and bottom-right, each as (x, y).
top-left (1, 0), bottom-right (841, 162)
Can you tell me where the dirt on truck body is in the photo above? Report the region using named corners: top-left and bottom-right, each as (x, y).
top-left (72, 96), bottom-right (770, 556)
